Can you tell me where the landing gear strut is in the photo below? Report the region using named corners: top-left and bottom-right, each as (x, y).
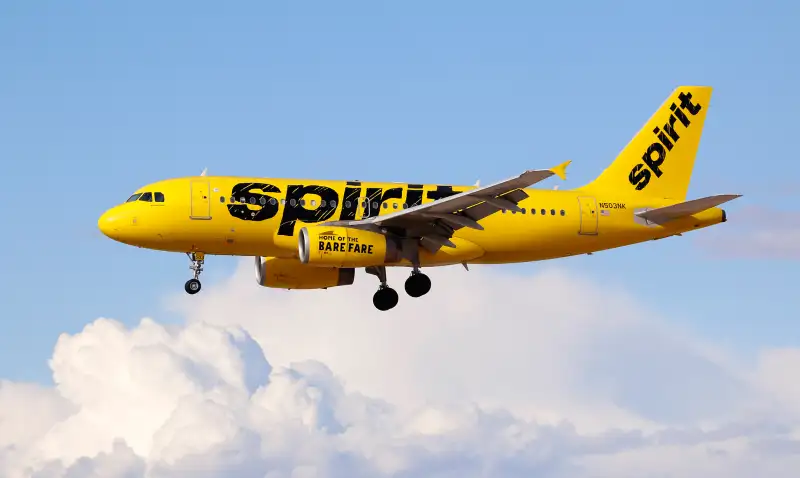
top-left (185, 252), bottom-right (205, 294)
top-left (404, 267), bottom-right (431, 298)
top-left (366, 266), bottom-right (399, 311)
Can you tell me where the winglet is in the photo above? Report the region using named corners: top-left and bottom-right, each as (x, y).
top-left (550, 160), bottom-right (571, 181)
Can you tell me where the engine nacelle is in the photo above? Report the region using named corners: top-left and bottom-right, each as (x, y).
top-left (298, 226), bottom-right (401, 268)
top-left (255, 256), bottom-right (355, 290)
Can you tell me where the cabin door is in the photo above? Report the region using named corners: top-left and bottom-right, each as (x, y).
top-left (578, 196), bottom-right (598, 235)
top-left (190, 180), bottom-right (212, 219)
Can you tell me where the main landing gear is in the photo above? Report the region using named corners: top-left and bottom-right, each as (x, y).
top-left (366, 265), bottom-right (431, 311)
top-left (185, 252), bottom-right (205, 294)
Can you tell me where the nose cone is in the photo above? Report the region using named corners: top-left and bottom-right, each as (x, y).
top-left (98, 208), bottom-right (123, 240)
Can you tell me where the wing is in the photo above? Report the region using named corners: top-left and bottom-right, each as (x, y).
top-left (321, 161), bottom-right (571, 252)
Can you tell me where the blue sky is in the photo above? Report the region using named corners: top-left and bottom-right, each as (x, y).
top-left (0, 0), bottom-right (797, 383)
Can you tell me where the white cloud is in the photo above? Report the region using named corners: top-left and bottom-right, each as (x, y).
top-left (1, 260), bottom-right (799, 477)
top-left (695, 206), bottom-right (800, 259)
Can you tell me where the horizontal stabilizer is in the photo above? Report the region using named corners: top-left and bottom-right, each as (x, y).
top-left (636, 194), bottom-right (742, 224)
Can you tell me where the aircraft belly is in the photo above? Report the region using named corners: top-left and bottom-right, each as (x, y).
top-left (418, 236), bottom-right (484, 266)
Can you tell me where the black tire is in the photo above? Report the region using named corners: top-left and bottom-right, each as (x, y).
top-left (185, 279), bottom-right (202, 294)
top-left (404, 273), bottom-right (431, 298)
top-left (373, 287), bottom-right (399, 311)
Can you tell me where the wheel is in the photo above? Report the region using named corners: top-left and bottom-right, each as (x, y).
top-left (404, 272), bottom-right (431, 298)
top-left (373, 287), bottom-right (399, 311)
top-left (185, 278), bottom-right (202, 294)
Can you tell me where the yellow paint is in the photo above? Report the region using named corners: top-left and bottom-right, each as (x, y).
top-left (98, 86), bottom-right (735, 281)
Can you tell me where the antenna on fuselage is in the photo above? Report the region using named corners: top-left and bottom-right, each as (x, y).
top-left (200, 167), bottom-right (208, 176)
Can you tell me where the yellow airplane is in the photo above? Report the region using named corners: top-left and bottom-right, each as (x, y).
top-left (98, 86), bottom-right (740, 311)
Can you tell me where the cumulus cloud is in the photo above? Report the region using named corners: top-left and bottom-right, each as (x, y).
top-left (696, 205), bottom-right (800, 259)
top-left (2, 261), bottom-right (800, 477)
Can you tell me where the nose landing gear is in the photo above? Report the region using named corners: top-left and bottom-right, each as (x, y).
top-left (185, 252), bottom-right (205, 294)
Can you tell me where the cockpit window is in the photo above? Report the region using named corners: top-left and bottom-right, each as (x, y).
top-left (126, 193), bottom-right (142, 202)
top-left (139, 192), bottom-right (153, 202)
top-left (154, 192), bottom-right (164, 202)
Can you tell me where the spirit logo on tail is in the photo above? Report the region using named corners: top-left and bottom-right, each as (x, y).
top-left (628, 91), bottom-right (703, 191)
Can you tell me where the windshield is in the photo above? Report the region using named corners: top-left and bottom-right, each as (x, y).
top-left (126, 193), bottom-right (142, 202)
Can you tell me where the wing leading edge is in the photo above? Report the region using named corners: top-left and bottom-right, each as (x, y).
top-left (320, 161), bottom-right (571, 252)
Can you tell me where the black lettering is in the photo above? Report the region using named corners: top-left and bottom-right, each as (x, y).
top-left (364, 187), bottom-right (403, 218)
top-left (367, 244), bottom-right (373, 254)
top-left (628, 164), bottom-right (651, 190)
top-left (599, 202), bottom-right (627, 209)
top-left (671, 103), bottom-right (690, 127)
top-left (227, 183), bottom-right (281, 221)
top-left (333, 242), bottom-right (339, 252)
top-left (340, 185), bottom-right (361, 221)
top-left (642, 143), bottom-right (666, 177)
top-left (325, 241), bottom-right (332, 251)
top-left (427, 185), bottom-right (459, 202)
top-left (663, 114), bottom-right (681, 141)
top-left (347, 242), bottom-right (354, 252)
top-left (678, 91), bottom-right (702, 115)
top-left (319, 241), bottom-right (325, 250)
top-left (653, 127), bottom-right (673, 150)
top-left (340, 242), bottom-right (346, 251)
top-left (630, 92), bottom-right (703, 191)
top-left (278, 185), bottom-right (339, 236)
top-left (360, 244), bottom-right (367, 253)
top-left (407, 184), bottom-right (424, 207)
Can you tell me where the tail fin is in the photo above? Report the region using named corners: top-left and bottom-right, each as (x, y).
top-left (580, 86), bottom-right (712, 200)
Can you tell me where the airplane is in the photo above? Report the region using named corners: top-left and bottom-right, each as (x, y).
top-left (98, 86), bottom-right (741, 311)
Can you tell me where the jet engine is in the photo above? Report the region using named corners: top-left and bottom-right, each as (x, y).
top-left (298, 225), bottom-right (401, 268)
top-left (254, 256), bottom-right (355, 290)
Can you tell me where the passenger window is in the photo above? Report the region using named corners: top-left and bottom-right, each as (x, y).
top-left (345, 200), bottom-right (352, 208)
top-left (321, 200), bottom-right (327, 208)
top-left (126, 193), bottom-right (142, 202)
top-left (155, 192), bottom-right (164, 202)
top-left (299, 199), bottom-right (306, 207)
top-left (259, 197), bottom-right (266, 205)
top-left (393, 203), bottom-right (398, 209)
top-left (560, 210), bottom-right (565, 216)
top-left (402, 203), bottom-right (408, 209)
top-left (521, 208), bottom-right (526, 214)
top-left (220, 196), bottom-right (225, 203)
top-left (270, 198), bottom-right (277, 205)
top-left (139, 192), bottom-right (153, 202)
top-left (540, 209), bottom-right (546, 215)
top-left (551, 209), bottom-right (556, 215)
top-left (290, 199), bottom-right (297, 207)
top-left (330, 200), bottom-right (337, 208)
top-left (382, 202), bottom-right (388, 209)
